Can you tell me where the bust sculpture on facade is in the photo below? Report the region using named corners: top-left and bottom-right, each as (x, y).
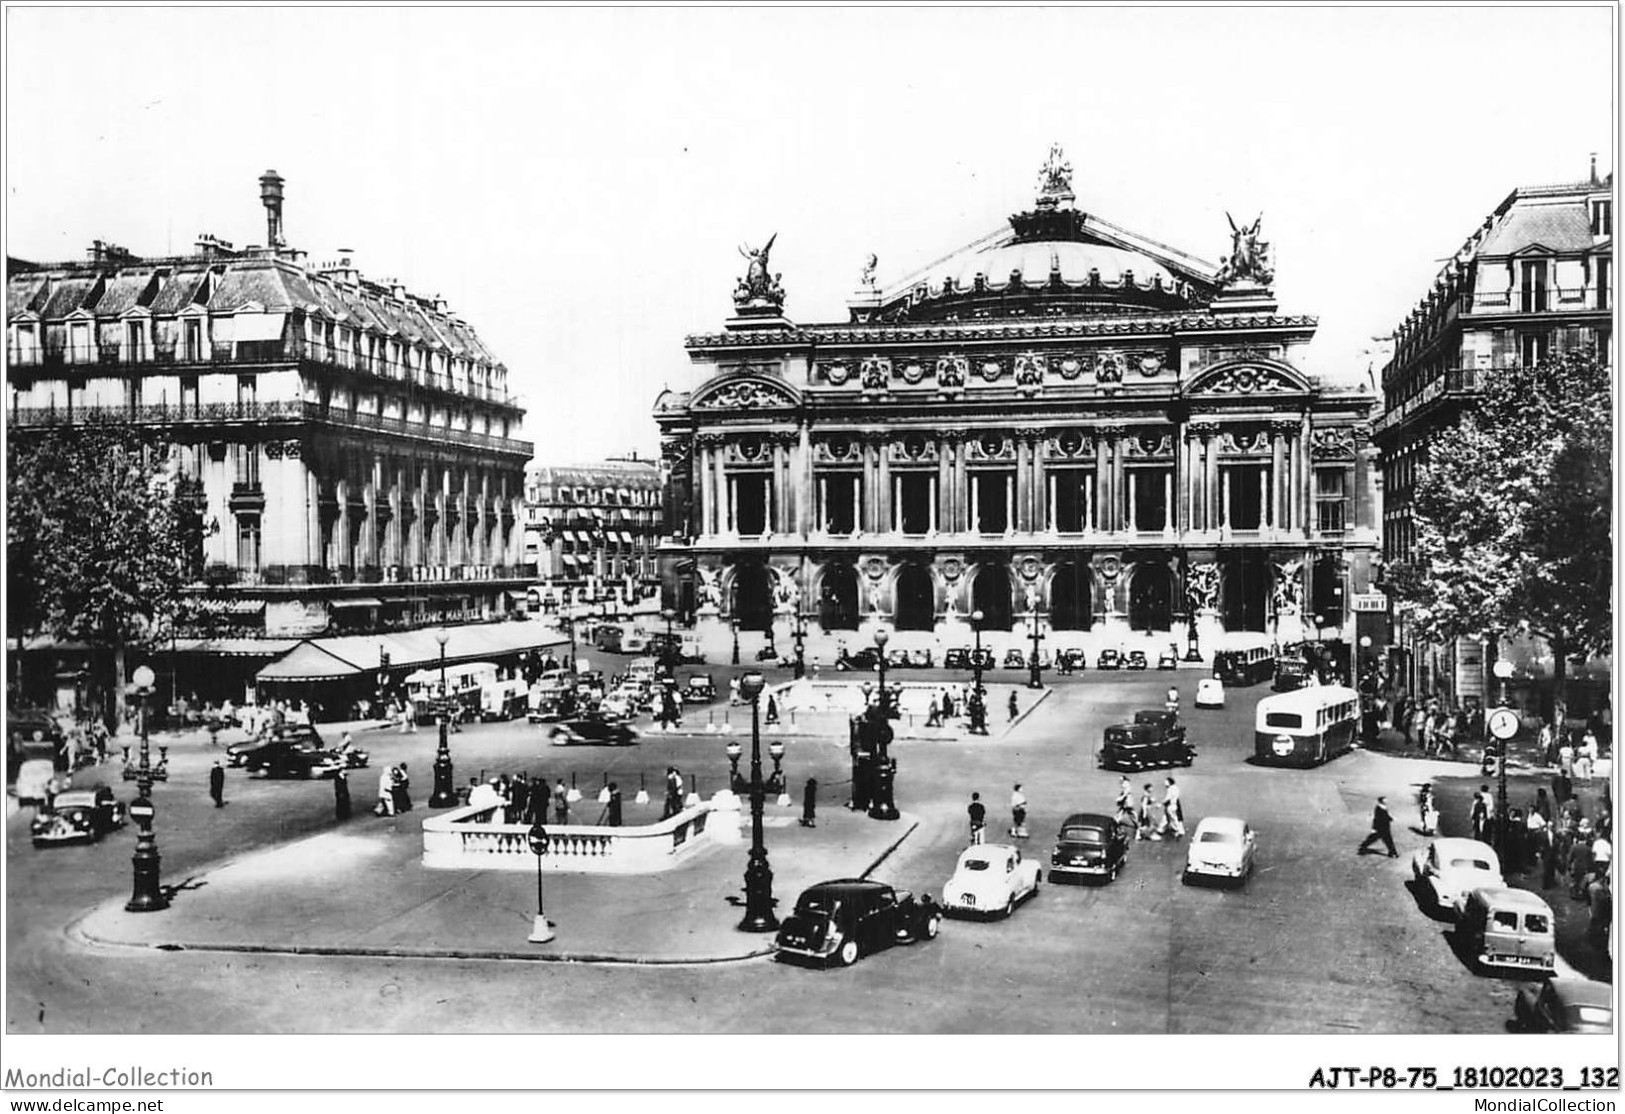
top-left (735, 234), bottom-right (785, 308)
top-left (1216, 213), bottom-right (1274, 288)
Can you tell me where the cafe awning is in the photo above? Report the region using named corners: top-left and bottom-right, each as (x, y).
top-left (329, 597), bottom-right (384, 611)
top-left (255, 641), bottom-right (368, 683)
top-left (196, 599), bottom-right (267, 616)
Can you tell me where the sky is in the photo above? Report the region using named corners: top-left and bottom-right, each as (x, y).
top-left (5, 6), bottom-right (1614, 465)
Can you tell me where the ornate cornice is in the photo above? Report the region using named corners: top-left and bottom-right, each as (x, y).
top-left (685, 312), bottom-right (1318, 350)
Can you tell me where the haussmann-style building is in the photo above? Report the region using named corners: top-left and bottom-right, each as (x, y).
top-left (1373, 157), bottom-right (1614, 713)
top-left (7, 171), bottom-right (542, 708)
top-left (654, 150), bottom-right (1381, 663)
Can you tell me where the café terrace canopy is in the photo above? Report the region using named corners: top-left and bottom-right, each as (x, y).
top-left (255, 623), bottom-right (568, 685)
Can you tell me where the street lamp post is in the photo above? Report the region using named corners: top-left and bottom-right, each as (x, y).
top-left (737, 671), bottom-right (778, 932)
top-left (125, 664), bottom-right (167, 913)
top-left (526, 821), bottom-right (554, 943)
top-left (1493, 658), bottom-right (1515, 859)
top-left (1358, 634), bottom-right (1375, 742)
top-left (969, 609), bottom-right (989, 735)
top-left (731, 616), bottom-right (741, 666)
top-left (726, 739), bottom-right (744, 794)
top-left (792, 612), bottom-right (808, 680)
top-left (429, 629), bottom-right (457, 808)
top-left (1184, 609), bottom-right (1203, 662)
top-left (661, 608), bottom-right (677, 683)
top-left (874, 627), bottom-right (890, 720)
top-left (1027, 610), bottom-right (1044, 690)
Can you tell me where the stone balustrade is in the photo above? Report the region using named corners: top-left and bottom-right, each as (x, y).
top-left (421, 799), bottom-right (734, 874)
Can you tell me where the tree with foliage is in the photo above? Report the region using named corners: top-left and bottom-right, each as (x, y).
top-left (6, 422), bottom-right (201, 726)
top-left (1389, 347), bottom-right (1612, 718)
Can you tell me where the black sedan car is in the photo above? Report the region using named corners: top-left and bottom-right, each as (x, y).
top-left (1514, 978), bottom-right (1614, 1034)
top-left (1125, 650), bottom-right (1149, 671)
top-left (1057, 648), bottom-right (1087, 672)
top-left (548, 715), bottom-right (639, 746)
top-left (836, 647), bottom-right (883, 672)
top-left (1003, 649), bottom-right (1026, 669)
top-left (1097, 649), bottom-right (1122, 671)
top-left (31, 786), bottom-right (128, 846)
top-left (1098, 717), bottom-right (1195, 772)
top-left (943, 647), bottom-right (971, 670)
top-left (1049, 812), bottom-right (1129, 884)
top-left (774, 878), bottom-right (942, 967)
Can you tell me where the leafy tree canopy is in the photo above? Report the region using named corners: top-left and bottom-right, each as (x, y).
top-left (1391, 347), bottom-right (1612, 668)
top-left (6, 422), bottom-right (198, 649)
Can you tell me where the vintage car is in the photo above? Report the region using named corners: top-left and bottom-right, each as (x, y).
top-left (1514, 977), bottom-right (1614, 1033)
top-left (885, 649), bottom-right (914, 670)
top-left (908, 648), bottom-right (935, 668)
top-left (943, 647), bottom-right (971, 670)
top-left (598, 688), bottom-right (645, 721)
top-left (1096, 649), bottom-right (1122, 671)
top-left (1272, 657), bottom-right (1311, 692)
top-left (548, 716), bottom-right (639, 747)
top-left (1411, 838), bottom-right (1504, 916)
top-left (621, 629), bottom-right (652, 655)
top-left (1125, 650), bottom-right (1149, 671)
top-left (683, 675), bottom-right (717, 703)
top-left (1194, 678), bottom-right (1226, 709)
top-left (1049, 812), bottom-right (1129, 884)
top-left (836, 647), bottom-right (883, 672)
top-left (1183, 816), bottom-right (1257, 887)
top-left (941, 843), bottom-right (1042, 918)
top-left (1003, 649), bottom-right (1026, 669)
top-left (574, 670), bottom-right (607, 696)
top-left (1098, 711), bottom-right (1193, 771)
top-left (1057, 647), bottom-right (1087, 672)
top-left (774, 878), bottom-right (941, 967)
top-left (236, 726), bottom-right (366, 779)
top-left (30, 785), bottom-right (128, 846)
top-left (1462, 887), bottom-right (1557, 975)
top-left (1157, 648), bottom-right (1180, 670)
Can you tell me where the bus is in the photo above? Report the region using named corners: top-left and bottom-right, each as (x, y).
top-left (1214, 644), bottom-right (1275, 687)
top-left (404, 661), bottom-right (500, 724)
top-left (1253, 685), bottom-right (1360, 767)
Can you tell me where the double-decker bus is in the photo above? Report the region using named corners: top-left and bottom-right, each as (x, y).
top-left (1253, 685), bottom-right (1360, 767)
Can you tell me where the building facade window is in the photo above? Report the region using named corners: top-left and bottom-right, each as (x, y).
top-left (972, 470), bottom-right (1013, 533)
top-left (1315, 467), bottom-right (1347, 533)
top-left (237, 516), bottom-right (262, 572)
top-left (1129, 466), bottom-right (1172, 532)
top-left (1519, 331), bottom-right (1550, 366)
top-left (1222, 463), bottom-right (1267, 530)
top-left (1049, 468), bottom-right (1093, 532)
top-left (732, 474), bottom-right (769, 535)
top-left (898, 473), bottom-right (932, 534)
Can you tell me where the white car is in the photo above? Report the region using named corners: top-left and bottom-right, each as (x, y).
top-left (1412, 838), bottom-right (1503, 916)
top-left (1183, 816), bottom-right (1256, 886)
top-left (1194, 678), bottom-right (1225, 709)
top-left (941, 843), bottom-right (1041, 919)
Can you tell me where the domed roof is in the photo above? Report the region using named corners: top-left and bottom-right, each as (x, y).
top-left (935, 240), bottom-right (1178, 297)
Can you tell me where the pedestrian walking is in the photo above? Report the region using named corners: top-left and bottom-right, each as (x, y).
top-left (941, 689), bottom-right (955, 719)
top-left (1470, 785), bottom-right (1491, 843)
top-left (392, 763), bottom-right (413, 813)
top-left (1553, 768), bottom-right (1574, 806)
top-left (967, 792), bottom-right (987, 845)
top-left (553, 778), bottom-right (570, 826)
top-left (1138, 783), bottom-right (1157, 841)
top-left (765, 694), bottom-right (780, 726)
top-left (208, 761), bottom-right (225, 809)
top-left (1009, 784), bottom-right (1029, 839)
top-left (663, 766), bottom-right (683, 819)
top-left (1537, 718), bottom-right (1557, 767)
top-left (1165, 685), bottom-right (1180, 713)
top-left (1160, 776), bottom-right (1186, 839)
top-left (1579, 729), bottom-right (1599, 782)
top-left (1533, 787), bottom-right (1554, 824)
top-left (377, 767), bottom-right (396, 816)
top-left (605, 782), bottom-right (623, 827)
top-left (1358, 796), bottom-right (1398, 857)
top-left (800, 777), bottom-right (819, 828)
top-left (1008, 691), bottom-right (1019, 722)
top-left (512, 774), bottom-right (531, 824)
top-left (1559, 737), bottom-right (1576, 779)
top-left (1418, 784), bottom-right (1438, 836)
top-left (1589, 875), bottom-right (1612, 948)
top-left (333, 766), bottom-right (351, 821)
top-left (926, 694), bottom-right (942, 728)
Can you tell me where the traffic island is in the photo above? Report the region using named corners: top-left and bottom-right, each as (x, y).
top-left (72, 801), bottom-right (919, 965)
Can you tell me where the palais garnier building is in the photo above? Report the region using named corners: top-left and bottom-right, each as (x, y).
top-left (654, 149), bottom-right (1379, 658)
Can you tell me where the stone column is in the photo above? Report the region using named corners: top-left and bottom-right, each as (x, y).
top-left (928, 476), bottom-right (938, 533)
top-left (951, 435), bottom-right (966, 532)
top-left (816, 476), bottom-right (827, 535)
top-left (1112, 432), bottom-right (1127, 534)
top-left (862, 438), bottom-right (878, 533)
top-left (1048, 472), bottom-right (1058, 533)
top-left (1095, 437), bottom-right (1111, 533)
top-left (1258, 467), bottom-right (1270, 531)
top-left (1204, 429), bottom-right (1220, 533)
top-left (1220, 469), bottom-right (1232, 532)
top-left (1300, 414), bottom-right (1314, 535)
top-left (1004, 473), bottom-right (1014, 533)
top-left (937, 439), bottom-right (952, 534)
top-left (1014, 438), bottom-right (1031, 533)
top-left (1270, 426), bottom-right (1286, 531)
top-left (970, 469), bottom-right (981, 533)
top-left (1126, 468), bottom-right (1138, 533)
top-left (797, 424), bottom-right (812, 538)
top-left (1352, 429), bottom-right (1371, 533)
top-left (877, 438), bottom-right (892, 534)
top-left (1163, 471), bottom-right (1174, 538)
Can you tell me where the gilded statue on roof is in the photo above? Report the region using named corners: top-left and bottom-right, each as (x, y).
top-left (1216, 212), bottom-right (1274, 288)
top-left (734, 233), bottom-right (785, 308)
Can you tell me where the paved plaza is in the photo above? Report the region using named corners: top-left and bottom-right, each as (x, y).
top-left (8, 649), bottom-right (1603, 1037)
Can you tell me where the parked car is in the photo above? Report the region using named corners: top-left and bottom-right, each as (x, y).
top-left (1183, 816), bottom-right (1257, 887)
top-left (1157, 648), bottom-right (1179, 670)
top-left (683, 675), bottom-right (717, 703)
top-left (908, 648), bottom-right (935, 668)
top-left (774, 878), bottom-right (941, 967)
top-left (30, 785), bottom-right (127, 846)
top-left (1003, 649), bottom-right (1026, 669)
top-left (970, 648), bottom-right (996, 670)
top-left (1125, 650), bottom-right (1149, 671)
top-left (836, 647), bottom-right (882, 672)
top-left (1097, 649), bottom-right (1122, 671)
top-left (548, 716), bottom-right (639, 746)
top-left (1098, 711), bottom-right (1193, 772)
top-left (1411, 838), bottom-right (1504, 917)
top-left (885, 649), bottom-right (914, 670)
top-left (943, 647), bottom-right (971, 670)
top-left (1514, 977), bottom-right (1614, 1033)
top-left (1194, 678), bottom-right (1226, 709)
top-left (1057, 648), bottom-right (1087, 672)
top-left (1461, 886), bottom-right (1557, 976)
top-left (941, 844), bottom-right (1041, 919)
top-left (1049, 812), bottom-right (1129, 884)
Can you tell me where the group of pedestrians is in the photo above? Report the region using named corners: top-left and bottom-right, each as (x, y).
top-left (965, 785), bottom-right (1032, 844)
top-left (1110, 775), bottom-right (1186, 841)
top-left (373, 764), bottom-right (413, 816)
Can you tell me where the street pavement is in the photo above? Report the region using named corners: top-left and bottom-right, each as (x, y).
top-left (6, 654), bottom-right (1596, 1035)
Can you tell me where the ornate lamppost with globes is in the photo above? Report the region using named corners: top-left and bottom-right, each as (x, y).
top-left (731, 615), bottom-right (741, 666)
top-left (968, 609), bottom-right (989, 735)
top-left (867, 627), bottom-right (900, 821)
top-left (737, 671), bottom-right (778, 932)
top-left (125, 664), bottom-right (167, 913)
top-left (792, 611), bottom-right (809, 680)
top-left (661, 608), bottom-right (678, 682)
top-left (1027, 608), bottom-right (1044, 690)
top-left (429, 628), bottom-right (457, 808)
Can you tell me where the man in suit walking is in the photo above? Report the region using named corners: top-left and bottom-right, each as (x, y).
top-left (208, 761), bottom-right (226, 809)
top-left (1358, 796), bottom-right (1398, 857)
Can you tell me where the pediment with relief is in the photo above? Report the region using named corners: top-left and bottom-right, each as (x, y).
top-left (689, 372), bottom-right (801, 412)
top-left (1184, 357), bottom-right (1309, 397)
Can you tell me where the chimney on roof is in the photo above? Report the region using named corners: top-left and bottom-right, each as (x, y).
top-left (194, 233), bottom-right (237, 259)
top-left (88, 240), bottom-right (137, 266)
top-left (432, 293), bottom-right (449, 314)
top-left (259, 169), bottom-right (286, 249)
top-left (1590, 153), bottom-right (1599, 186)
top-left (389, 279), bottom-right (407, 300)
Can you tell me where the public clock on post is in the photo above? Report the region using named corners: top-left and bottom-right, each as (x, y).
top-left (1487, 708), bottom-right (1519, 741)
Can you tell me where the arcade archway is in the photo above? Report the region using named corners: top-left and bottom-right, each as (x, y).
top-left (1128, 562), bottom-right (1174, 632)
top-left (971, 563), bottom-right (1013, 629)
top-left (818, 563), bottom-right (860, 631)
top-left (894, 565), bottom-right (936, 631)
top-left (1050, 562), bottom-right (1093, 630)
top-left (732, 562), bottom-right (774, 631)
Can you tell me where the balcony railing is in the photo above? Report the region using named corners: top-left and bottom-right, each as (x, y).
top-left (1459, 288), bottom-right (1610, 315)
top-left (1372, 365), bottom-right (1492, 435)
top-left (7, 398), bottom-right (533, 456)
top-left (200, 562), bottom-right (538, 589)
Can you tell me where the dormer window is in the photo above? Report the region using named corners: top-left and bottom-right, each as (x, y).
top-left (1591, 199), bottom-right (1612, 237)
